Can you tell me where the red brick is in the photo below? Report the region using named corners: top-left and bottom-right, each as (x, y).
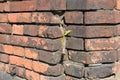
top-left (10, 56), bottom-right (24, 67)
top-left (12, 24), bottom-right (24, 35)
top-left (13, 46), bottom-right (24, 57)
top-left (115, 11), bottom-right (120, 23)
top-left (0, 14), bottom-right (8, 22)
top-left (85, 11), bottom-right (119, 24)
top-left (117, 25), bottom-right (120, 36)
top-left (0, 0), bottom-right (5, 2)
top-left (24, 59), bottom-right (32, 70)
top-left (0, 44), bottom-right (3, 52)
top-left (67, 25), bottom-right (117, 38)
top-left (24, 25), bottom-right (38, 36)
top-left (0, 34), bottom-right (10, 44)
top-left (69, 50), bottom-right (117, 64)
top-left (28, 37), bottom-right (61, 51)
top-left (0, 24), bottom-right (11, 34)
top-left (10, 35), bottom-right (29, 47)
top-left (37, 0), bottom-right (66, 10)
top-left (10, 35), bottom-right (61, 51)
top-left (67, 0), bottom-right (115, 10)
top-left (8, 13), bottom-right (31, 23)
top-left (25, 48), bottom-right (38, 60)
top-left (112, 62), bottom-right (120, 79)
top-left (85, 37), bottom-right (120, 51)
top-left (37, 0), bottom-right (51, 10)
top-left (32, 12), bottom-right (61, 24)
top-left (116, 0), bottom-right (120, 10)
top-left (0, 3), bottom-right (4, 12)
top-left (0, 54), bottom-right (9, 63)
top-left (25, 70), bottom-right (40, 80)
top-left (4, 45), bottom-right (13, 54)
top-left (50, 0), bottom-right (66, 10)
top-left (33, 61), bottom-right (63, 76)
top-left (38, 25), bottom-right (63, 38)
top-left (65, 11), bottom-right (83, 24)
top-left (32, 61), bottom-right (49, 73)
top-left (5, 0), bottom-right (37, 12)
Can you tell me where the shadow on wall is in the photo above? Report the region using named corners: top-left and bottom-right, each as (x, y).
top-left (0, 71), bottom-right (23, 80)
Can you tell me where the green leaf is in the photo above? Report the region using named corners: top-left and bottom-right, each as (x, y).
top-left (64, 30), bottom-right (72, 36)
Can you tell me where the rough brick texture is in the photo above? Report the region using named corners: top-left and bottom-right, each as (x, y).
top-left (0, 0), bottom-right (120, 80)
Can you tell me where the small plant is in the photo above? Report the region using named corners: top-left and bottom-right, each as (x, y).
top-left (59, 20), bottom-right (71, 54)
top-left (62, 30), bottom-right (72, 49)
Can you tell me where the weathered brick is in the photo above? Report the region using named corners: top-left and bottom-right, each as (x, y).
top-left (28, 37), bottom-right (61, 51)
top-left (66, 76), bottom-right (85, 80)
top-left (117, 25), bottom-right (120, 36)
top-left (0, 14), bottom-right (8, 22)
top-left (0, 24), bottom-right (11, 34)
top-left (10, 35), bottom-right (61, 51)
top-left (85, 11), bottom-right (120, 24)
top-left (69, 50), bottom-right (117, 64)
top-left (115, 11), bottom-right (120, 23)
top-left (38, 50), bottom-right (62, 64)
top-left (67, 0), bottom-right (115, 10)
top-left (37, 0), bottom-right (51, 10)
top-left (65, 11), bottom-right (83, 24)
top-left (0, 34), bottom-right (10, 44)
top-left (5, 0), bottom-right (37, 12)
top-left (13, 46), bottom-right (24, 57)
top-left (116, 0), bottom-right (120, 10)
top-left (24, 25), bottom-right (38, 36)
top-left (38, 25), bottom-right (63, 38)
top-left (37, 0), bottom-right (66, 10)
top-left (12, 24), bottom-right (24, 35)
top-left (4, 45), bottom-right (13, 54)
top-left (16, 67), bottom-right (25, 78)
top-left (25, 70), bottom-right (40, 80)
top-left (40, 75), bottom-right (66, 80)
top-left (0, 3), bottom-right (4, 12)
top-left (86, 64), bottom-right (114, 79)
top-left (118, 49), bottom-right (120, 61)
top-left (50, 0), bottom-right (66, 10)
top-left (24, 59), bottom-right (32, 70)
top-left (66, 37), bottom-right (84, 50)
top-left (64, 61), bottom-right (84, 78)
top-left (66, 25), bottom-right (117, 38)
top-left (32, 12), bottom-right (61, 24)
top-left (10, 56), bottom-right (24, 67)
top-left (0, 44), bottom-right (3, 53)
top-left (100, 76), bottom-right (117, 80)
top-left (25, 48), bottom-right (38, 60)
top-left (0, 53), bottom-right (9, 63)
top-left (8, 13), bottom-right (31, 23)
top-left (10, 35), bottom-right (29, 47)
top-left (33, 61), bottom-right (63, 76)
top-left (85, 37), bottom-right (120, 51)
top-left (112, 62), bottom-right (120, 74)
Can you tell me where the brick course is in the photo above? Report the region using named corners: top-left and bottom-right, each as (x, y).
top-left (0, 0), bottom-right (119, 80)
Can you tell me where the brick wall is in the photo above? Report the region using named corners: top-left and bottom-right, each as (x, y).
top-left (0, 0), bottom-right (120, 80)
